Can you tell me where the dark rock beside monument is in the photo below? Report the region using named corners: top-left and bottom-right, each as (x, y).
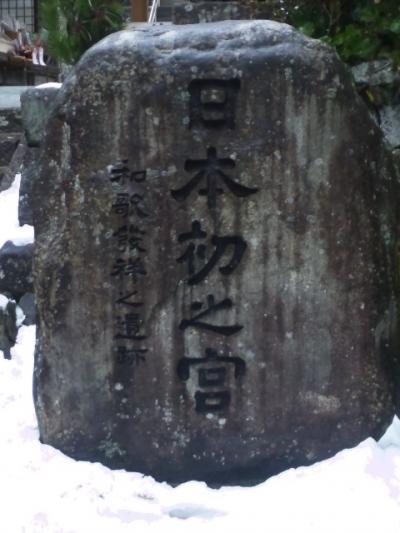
top-left (18, 292), bottom-right (36, 326)
top-left (0, 135), bottom-right (23, 192)
top-left (0, 241), bottom-right (33, 299)
top-left (21, 85), bottom-right (60, 148)
top-left (32, 20), bottom-right (400, 484)
top-left (18, 85), bottom-right (61, 226)
top-left (18, 147), bottom-right (37, 227)
top-left (0, 297), bottom-right (18, 360)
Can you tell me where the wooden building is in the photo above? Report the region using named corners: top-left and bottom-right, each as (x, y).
top-left (0, 0), bottom-right (39, 33)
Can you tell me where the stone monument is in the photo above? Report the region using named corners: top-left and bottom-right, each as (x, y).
top-left (31, 3), bottom-right (400, 484)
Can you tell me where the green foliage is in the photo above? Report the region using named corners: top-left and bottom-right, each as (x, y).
top-left (285, 0), bottom-right (400, 65)
top-left (40, 0), bottom-right (124, 65)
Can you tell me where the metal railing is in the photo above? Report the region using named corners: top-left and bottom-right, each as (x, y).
top-left (148, 0), bottom-right (160, 24)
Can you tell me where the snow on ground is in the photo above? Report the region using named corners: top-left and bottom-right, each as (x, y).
top-left (0, 174), bottom-right (34, 249)
top-left (2, 176), bottom-right (400, 532)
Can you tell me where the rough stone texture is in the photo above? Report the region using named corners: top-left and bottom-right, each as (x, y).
top-left (0, 299), bottom-right (17, 360)
top-left (0, 241), bottom-right (33, 299)
top-left (21, 86), bottom-right (61, 148)
top-left (33, 21), bottom-right (400, 484)
top-left (173, 0), bottom-right (288, 24)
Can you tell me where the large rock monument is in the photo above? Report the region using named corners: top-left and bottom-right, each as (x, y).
top-left (32, 15), bottom-right (400, 484)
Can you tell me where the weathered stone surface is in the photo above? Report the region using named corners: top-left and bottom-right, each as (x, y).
top-left (0, 241), bottom-right (33, 299)
top-left (33, 21), bottom-right (400, 484)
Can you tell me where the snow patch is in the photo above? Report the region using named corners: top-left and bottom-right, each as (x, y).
top-left (0, 174), bottom-right (34, 249)
top-left (36, 82), bottom-right (62, 89)
top-left (0, 293), bottom-right (8, 309)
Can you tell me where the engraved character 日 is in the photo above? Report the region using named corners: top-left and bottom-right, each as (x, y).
top-left (189, 79), bottom-right (241, 129)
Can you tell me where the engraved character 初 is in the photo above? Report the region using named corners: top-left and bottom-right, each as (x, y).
top-left (177, 220), bottom-right (247, 285)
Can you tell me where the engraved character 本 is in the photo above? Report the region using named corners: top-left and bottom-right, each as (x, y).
top-left (171, 147), bottom-right (258, 209)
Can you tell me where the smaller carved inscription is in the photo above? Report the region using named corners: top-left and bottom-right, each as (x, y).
top-left (116, 291), bottom-right (143, 308)
top-left (112, 193), bottom-right (149, 219)
top-left (113, 225), bottom-right (146, 253)
top-left (110, 257), bottom-right (147, 280)
top-left (108, 161), bottom-right (146, 185)
top-left (115, 345), bottom-right (147, 366)
top-left (108, 161), bottom-right (150, 371)
top-left (114, 312), bottom-right (147, 341)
